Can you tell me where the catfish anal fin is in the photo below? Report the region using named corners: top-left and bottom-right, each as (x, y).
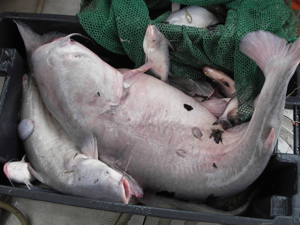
top-left (28, 164), bottom-right (45, 184)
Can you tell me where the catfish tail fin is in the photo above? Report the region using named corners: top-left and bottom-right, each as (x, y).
top-left (239, 31), bottom-right (300, 79)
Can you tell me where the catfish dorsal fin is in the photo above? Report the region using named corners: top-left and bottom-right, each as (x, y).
top-left (81, 134), bottom-right (98, 159)
top-left (240, 31), bottom-right (300, 78)
top-left (15, 20), bottom-right (42, 58)
top-left (15, 21), bottom-right (66, 59)
top-left (123, 61), bottom-right (153, 89)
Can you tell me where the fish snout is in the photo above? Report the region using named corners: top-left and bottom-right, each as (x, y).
top-left (144, 25), bottom-right (155, 43)
top-left (118, 176), bottom-right (143, 204)
top-left (122, 176), bottom-right (143, 201)
top-left (148, 25), bottom-right (156, 40)
top-left (121, 178), bottom-right (131, 204)
top-left (3, 163), bottom-right (10, 178)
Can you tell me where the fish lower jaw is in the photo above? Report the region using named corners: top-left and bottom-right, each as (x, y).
top-left (122, 178), bottom-right (131, 204)
top-left (3, 163), bottom-right (9, 178)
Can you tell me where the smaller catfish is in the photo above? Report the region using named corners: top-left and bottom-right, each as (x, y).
top-left (165, 5), bottom-right (220, 28)
top-left (143, 25), bottom-right (171, 82)
top-left (203, 66), bottom-right (236, 98)
top-left (18, 74), bottom-right (142, 203)
top-left (3, 155), bottom-right (35, 189)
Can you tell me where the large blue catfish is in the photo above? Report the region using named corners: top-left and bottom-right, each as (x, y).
top-left (16, 74), bottom-right (142, 203)
top-left (17, 21), bottom-right (300, 200)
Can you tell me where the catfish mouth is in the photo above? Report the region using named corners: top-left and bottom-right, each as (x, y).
top-left (122, 178), bottom-right (131, 204)
top-left (121, 176), bottom-right (143, 204)
top-left (3, 163), bottom-right (9, 178)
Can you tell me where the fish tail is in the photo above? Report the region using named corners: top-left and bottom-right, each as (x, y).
top-left (239, 31), bottom-right (300, 155)
top-left (239, 31), bottom-right (300, 80)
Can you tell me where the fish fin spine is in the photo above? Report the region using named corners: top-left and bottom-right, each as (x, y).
top-left (123, 61), bottom-right (153, 88)
top-left (82, 134), bottom-right (99, 159)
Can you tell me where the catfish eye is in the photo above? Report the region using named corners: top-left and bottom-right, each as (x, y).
top-left (104, 171), bottom-right (110, 176)
top-left (73, 54), bottom-right (80, 59)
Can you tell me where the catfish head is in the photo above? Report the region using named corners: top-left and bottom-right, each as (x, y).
top-left (31, 33), bottom-right (124, 116)
top-left (68, 153), bottom-right (143, 204)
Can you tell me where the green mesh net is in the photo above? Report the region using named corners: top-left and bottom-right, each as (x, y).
top-left (77, 0), bottom-right (298, 122)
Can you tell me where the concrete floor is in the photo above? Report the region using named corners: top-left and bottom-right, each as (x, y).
top-left (0, 0), bottom-right (80, 15)
top-left (0, 1), bottom-right (297, 224)
top-left (2, 197), bottom-right (201, 225)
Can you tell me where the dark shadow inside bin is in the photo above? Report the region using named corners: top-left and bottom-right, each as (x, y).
top-left (246, 157), bottom-right (297, 218)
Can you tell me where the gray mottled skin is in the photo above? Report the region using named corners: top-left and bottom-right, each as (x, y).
top-left (20, 22), bottom-right (300, 201)
top-left (18, 72), bottom-right (141, 203)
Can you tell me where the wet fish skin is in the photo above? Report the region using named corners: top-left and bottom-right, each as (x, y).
top-left (143, 25), bottom-right (170, 82)
top-left (165, 6), bottom-right (220, 28)
top-left (18, 72), bottom-right (142, 204)
top-left (21, 19), bottom-right (300, 202)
